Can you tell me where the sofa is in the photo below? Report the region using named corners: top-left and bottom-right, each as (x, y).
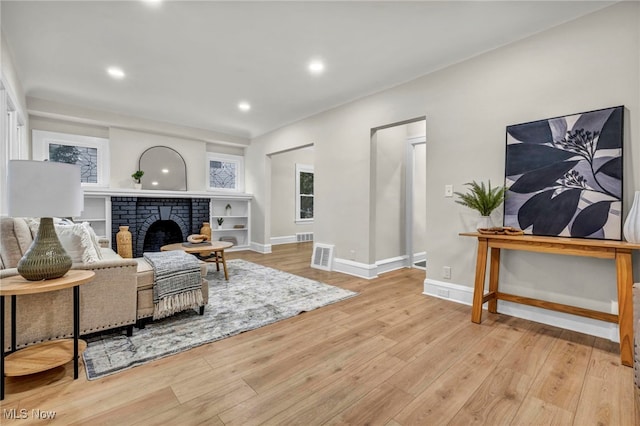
top-left (1, 217), bottom-right (209, 351)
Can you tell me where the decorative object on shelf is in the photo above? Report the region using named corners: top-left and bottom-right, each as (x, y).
top-left (7, 160), bottom-right (83, 280)
top-left (225, 204), bottom-right (232, 216)
top-left (454, 180), bottom-right (507, 230)
top-left (504, 106), bottom-right (623, 240)
top-left (477, 226), bottom-right (524, 236)
top-left (219, 236), bottom-right (238, 246)
top-left (187, 234), bottom-right (209, 244)
top-left (217, 217), bottom-right (224, 229)
top-left (200, 222), bottom-right (212, 241)
top-left (623, 191), bottom-right (640, 243)
top-left (116, 226), bottom-right (133, 258)
top-left (131, 170), bottom-right (144, 190)
top-left (233, 224), bottom-right (245, 229)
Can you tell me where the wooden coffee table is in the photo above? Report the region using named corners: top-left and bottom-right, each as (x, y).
top-left (161, 241), bottom-right (233, 280)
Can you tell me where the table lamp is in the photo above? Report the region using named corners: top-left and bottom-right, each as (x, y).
top-left (7, 160), bottom-right (83, 281)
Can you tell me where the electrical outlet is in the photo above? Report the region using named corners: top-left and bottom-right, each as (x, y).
top-left (444, 184), bottom-right (453, 197)
top-left (442, 266), bottom-right (451, 279)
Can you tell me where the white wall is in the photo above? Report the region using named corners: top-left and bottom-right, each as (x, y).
top-left (28, 104), bottom-right (246, 191)
top-left (246, 2), bottom-right (639, 318)
top-left (270, 147), bottom-right (314, 239)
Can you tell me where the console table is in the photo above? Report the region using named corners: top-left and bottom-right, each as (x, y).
top-left (1, 270), bottom-right (95, 400)
top-left (460, 232), bottom-right (640, 367)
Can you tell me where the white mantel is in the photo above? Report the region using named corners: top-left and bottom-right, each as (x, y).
top-left (83, 187), bottom-right (253, 200)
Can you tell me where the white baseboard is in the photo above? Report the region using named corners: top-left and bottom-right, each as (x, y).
top-left (375, 252), bottom-right (427, 275)
top-left (250, 242), bottom-right (272, 254)
top-left (423, 278), bottom-right (619, 343)
top-left (333, 258), bottom-right (378, 280)
top-left (376, 255), bottom-right (409, 275)
top-left (270, 235), bottom-right (296, 245)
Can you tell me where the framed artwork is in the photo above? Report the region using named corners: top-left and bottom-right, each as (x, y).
top-left (504, 106), bottom-right (623, 240)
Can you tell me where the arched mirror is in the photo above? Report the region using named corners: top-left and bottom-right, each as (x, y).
top-left (139, 146), bottom-right (187, 190)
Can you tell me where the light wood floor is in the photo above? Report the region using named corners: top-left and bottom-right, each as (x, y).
top-left (2, 242), bottom-right (636, 425)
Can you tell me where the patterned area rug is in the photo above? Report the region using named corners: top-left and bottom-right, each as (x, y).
top-left (82, 259), bottom-right (357, 380)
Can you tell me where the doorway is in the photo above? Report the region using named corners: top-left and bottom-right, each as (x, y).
top-left (371, 117), bottom-right (426, 271)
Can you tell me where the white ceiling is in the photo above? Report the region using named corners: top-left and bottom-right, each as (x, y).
top-left (1, 1), bottom-right (615, 140)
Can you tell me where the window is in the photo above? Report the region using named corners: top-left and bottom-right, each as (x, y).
top-left (207, 153), bottom-right (244, 192)
top-left (32, 130), bottom-right (110, 187)
top-left (296, 164), bottom-right (314, 222)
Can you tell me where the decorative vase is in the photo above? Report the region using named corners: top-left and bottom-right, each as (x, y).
top-left (116, 226), bottom-right (133, 258)
top-left (225, 204), bottom-right (232, 216)
top-left (477, 215), bottom-right (492, 230)
top-left (17, 217), bottom-right (72, 280)
top-left (200, 222), bottom-right (212, 241)
top-left (623, 191), bottom-right (640, 243)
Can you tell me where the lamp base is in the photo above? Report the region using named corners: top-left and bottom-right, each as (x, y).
top-left (17, 217), bottom-right (72, 281)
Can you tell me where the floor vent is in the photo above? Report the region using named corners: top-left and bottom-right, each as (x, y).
top-left (311, 243), bottom-right (334, 271)
top-left (296, 232), bottom-right (314, 242)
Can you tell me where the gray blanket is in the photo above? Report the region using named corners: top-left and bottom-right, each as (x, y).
top-left (143, 251), bottom-right (204, 319)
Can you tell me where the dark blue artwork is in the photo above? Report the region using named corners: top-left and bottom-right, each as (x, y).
top-left (504, 106), bottom-right (623, 240)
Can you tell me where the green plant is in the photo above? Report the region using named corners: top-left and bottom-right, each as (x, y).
top-left (217, 217), bottom-right (224, 226)
top-left (131, 170), bottom-right (144, 183)
top-left (454, 180), bottom-right (507, 216)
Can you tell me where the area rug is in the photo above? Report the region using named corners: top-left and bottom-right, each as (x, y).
top-left (82, 259), bottom-right (357, 380)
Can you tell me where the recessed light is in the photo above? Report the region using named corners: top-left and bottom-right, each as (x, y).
top-left (238, 102), bottom-right (251, 112)
top-left (308, 60), bottom-right (325, 75)
top-left (107, 67), bottom-right (125, 79)
top-left (161, 168), bottom-right (169, 174)
top-left (151, 181), bottom-right (159, 186)
top-left (142, 0), bottom-right (162, 5)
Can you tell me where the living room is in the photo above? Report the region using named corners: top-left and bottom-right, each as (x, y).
top-left (1, 1), bottom-right (639, 424)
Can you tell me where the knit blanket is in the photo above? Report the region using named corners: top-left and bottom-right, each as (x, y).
top-left (143, 251), bottom-right (204, 320)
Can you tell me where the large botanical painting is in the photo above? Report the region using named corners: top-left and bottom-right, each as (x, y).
top-left (504, 106), bottom-right (623, 240)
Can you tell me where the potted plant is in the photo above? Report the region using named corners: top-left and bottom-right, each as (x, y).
top-left (225, 203), bottom-right (232, 216)
top-left (131, 170), bottom-right (144, 189)
top-left (454, 180), bottom-right (507, 229)
top-left (217, 217), bottom-right (224, 229)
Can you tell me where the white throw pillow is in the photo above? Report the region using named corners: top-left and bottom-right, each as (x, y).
top-left (54, 222), bottom-right (102, 264)
top-left (82, 222), bottom-right (104, 260)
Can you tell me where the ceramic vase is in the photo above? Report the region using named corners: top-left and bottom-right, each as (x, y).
top-left (116, 226), bottom-right (133, 258)
top-left (226, 205), bottom-right (232, 216)
top-left (200, 222), bottom-right (212, 241)
top-left (477, 215), bottom-right (492, 230)
top-left (134, 183), bottom-right (142, 190)
top-left (623, 191), bottom-right (640, 243)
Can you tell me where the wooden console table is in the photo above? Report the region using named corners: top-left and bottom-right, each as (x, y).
top-left (461, 232), bottom-right (640, 367)
top-left (1, 270), bottom-right (95, 400)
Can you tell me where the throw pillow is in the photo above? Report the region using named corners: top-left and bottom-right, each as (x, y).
top-left (54, 222), bottom-right (102, 264)
top-left (82, 222), bottom-right (104, 260)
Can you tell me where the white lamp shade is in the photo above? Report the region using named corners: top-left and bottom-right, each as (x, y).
top-left (7, 160), bottom-right (84, 218)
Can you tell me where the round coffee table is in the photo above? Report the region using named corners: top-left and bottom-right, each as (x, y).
top-left (161, 241), bottom-right (233, 280)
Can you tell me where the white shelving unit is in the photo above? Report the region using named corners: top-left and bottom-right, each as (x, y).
top-left (75, 195), bottom-right (111, 246)
top-left (210, 197), bottom-right (251, 251)
top-left (79, 190), bottom-right (253, 252)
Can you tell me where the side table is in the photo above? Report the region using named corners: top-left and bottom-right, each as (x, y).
top-left (1, 270), bottom-right (95, 400)
top-left (161, 241), bottom-right (234, 280)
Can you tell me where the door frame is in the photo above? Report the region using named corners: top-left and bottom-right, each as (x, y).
top-left (405, 135), bottom-right (426, 268)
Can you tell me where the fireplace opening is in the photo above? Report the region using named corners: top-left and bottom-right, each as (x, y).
top-left (143, 220), bottom-right (183, 253)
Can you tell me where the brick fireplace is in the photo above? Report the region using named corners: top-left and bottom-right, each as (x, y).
top-left (111, 197), bottom-right (210, 258)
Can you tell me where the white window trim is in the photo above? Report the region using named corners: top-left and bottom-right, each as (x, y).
top-left (295, 163), bottom-right (314, 223)
top-left (1, 77), bottom-right (28, 215)
top-left (32, 130), bottom-right (110, 187)
top-left (206, 152), bottom-right (245, 192)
